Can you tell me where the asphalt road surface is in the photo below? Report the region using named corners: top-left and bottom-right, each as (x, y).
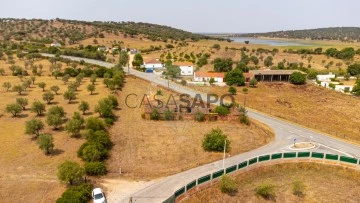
top-left (41, 54), bottom-right (360, 203)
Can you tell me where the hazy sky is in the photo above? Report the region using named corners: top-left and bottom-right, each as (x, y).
top-left (0, 0), bottom-right (358, 33)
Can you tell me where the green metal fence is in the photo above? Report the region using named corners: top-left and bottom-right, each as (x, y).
top-left (226, 165), bottom-right (237, 174)
top-left (163, 152), bottom-right (359, 203)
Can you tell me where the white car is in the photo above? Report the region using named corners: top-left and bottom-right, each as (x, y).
top-left (92, 188), bottom-right (107, 203)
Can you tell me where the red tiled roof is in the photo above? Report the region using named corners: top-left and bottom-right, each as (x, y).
top-left (194, 72), bottom-right (225, 78)
top-left (145, 59), bottom-right (162, 64)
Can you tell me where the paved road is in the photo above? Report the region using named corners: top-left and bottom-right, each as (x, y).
top-left (41, 54), bottom-right (360, 202)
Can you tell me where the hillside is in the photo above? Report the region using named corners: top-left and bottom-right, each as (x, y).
top-left (237, 27), bottom-right (360, 42)
top-left (0, 18), bottom-right (219, 45)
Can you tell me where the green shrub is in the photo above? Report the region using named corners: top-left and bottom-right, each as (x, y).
top-left (150, 109), bottom-right (160, 120)
top-left (84, 162), bottom-right (107, 176)
top-left (78, 143), bottom-right (108, 162)
top-left (255, 183), bottom-right (276, 200)
top-left (104, 117), bottom-right (115, 125)
top-left (85, 117), bottom-right (106, 131)
top-left (292, 180), bottom-right (306, 197)
top-left (239, 107), bottom-right (250, 125)
top-left (219, 175), bottom-right (237, 194)
top-left (289, 72), bottom-right (306, 85)
top-left (214, 106), bottom-right (230, 116)
top-left (202, 128), bottom-right (230, 152)
top-left (164, 109), bottom-right (174, 120)
top-left (85, 130), bottom-right (112, 149)
top-left (228, 86), bottom-right (237, 95)
top-left (56, 183), bottom-right (93, 203)
top-left (242, 87), bottom-right (248, 94)
top-left (107, 95), bottom-right (119, 109)
top-left (195, 111), bottom-right (205, 122)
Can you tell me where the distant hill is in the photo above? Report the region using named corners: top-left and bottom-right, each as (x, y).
top-left (235, 27), bottom-right (360, 42)
top-left (0, 18), bottom-right (221, 45)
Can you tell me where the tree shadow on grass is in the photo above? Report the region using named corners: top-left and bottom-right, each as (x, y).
top-left (68, 101), bottom-right (80, 105)
top-left (51, 148), bottom-right (65, 156)
top-left (17, 114), bottom-right (29, 118)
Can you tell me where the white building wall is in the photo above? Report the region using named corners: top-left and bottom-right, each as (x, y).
top-left (179, 66), bottom-right (194, 76)
top-left (145, 63), bottom-right (164, 69)
top-left (317, 73), bottom-right (336, 81)
top-left (335, 85), bottom-right (353, 92)
top-left (193, 76), bottom-right (223, 83)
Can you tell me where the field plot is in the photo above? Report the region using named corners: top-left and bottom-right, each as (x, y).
top-left (184, 163), bottom-right (360, 203)
top-left (106, 77), bottom-right (274, 179)
top-left (191, 83), bottom-right (360, 144)
top-left (0, 74), bottom-right (112, 202)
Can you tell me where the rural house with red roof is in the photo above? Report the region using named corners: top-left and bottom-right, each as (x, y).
top-left (193, 71), bottom-right (225, 83)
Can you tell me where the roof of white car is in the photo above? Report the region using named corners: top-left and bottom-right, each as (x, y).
top-left (93, 188), bottom-right (103, 194)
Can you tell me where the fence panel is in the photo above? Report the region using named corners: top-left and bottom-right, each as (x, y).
top-left (186, 180), bottom-right (196, 191)
top-left (271, 153), bottom-right (282, 160)
top-left (340, 156), bottom-right (358, 164)
top-left (198, 174), bottom-right (211, 185)
top-left (298, 152), bottom-right (310, 157)
top-left (212, 170), bottom-right (224, 179)
top-left (283, 152), bottom-right (296, 158)
top-left (311, 152), bottom-right (325, 159)
top-left (174, 187), bottom-right (185, 198)
top-left (325, 154), bottom-right (338, 161)
top-left (249, 157), bottom-right (258, 165)
top-left (226, 165), bottom-right (237, 174)
top-left (259, 155), bottom-right (271, 162)
top-left (238, 161), bottom-right (248, 169)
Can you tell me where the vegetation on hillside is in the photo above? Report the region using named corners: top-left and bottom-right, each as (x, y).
top-left (237, 27), bottom-right (360, 42)
top-left (0, 18), bottom-right (221, 44)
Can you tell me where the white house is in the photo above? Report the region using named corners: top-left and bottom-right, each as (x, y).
top-left (144, 59), bottom-right (164, 70)
top-left (317, 72), bottom-right (336, 81)
top-left (193, 72), bottom-right (225, 83)
top-left (174, 62), bottom-right (194, 76)
top-left (335, 85), bottom-right (353, 93)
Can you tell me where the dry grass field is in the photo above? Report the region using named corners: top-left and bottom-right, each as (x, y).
top-left (0, 73), bottom-right (112, 202)
top-left (183, 162), bottom-right (360, 203)
top-left (190, 83), bottom-right (360, 144)
top-left (105, 77), bottom-right (274, 180)
top-left (0, 60), bottom-right (273, 202)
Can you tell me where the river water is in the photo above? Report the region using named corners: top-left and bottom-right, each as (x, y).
top-left (229, 37), bottom-right (316, 46)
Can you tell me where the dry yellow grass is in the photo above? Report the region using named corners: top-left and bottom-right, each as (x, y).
top-left (190, 83), bottom-right (360, 144)
top-left (183, 162), bottom-right (360, 203)
top-left (105, 77), bottom-right (274, 180)
top-left (0, 74), bottom-right (112, 202)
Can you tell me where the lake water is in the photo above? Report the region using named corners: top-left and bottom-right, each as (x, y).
top-left (229, 37), bottom-right (316, 47)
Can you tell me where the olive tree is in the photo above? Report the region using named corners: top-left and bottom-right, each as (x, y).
top-left (2, 82), bottom-right (11, 91)
top-left (5, 103), bottom-right (22, 117)
top-left (87, 84), bottom-right (95, 95)
top-left (42, 91), bottom-right (55, 104)
top-left (25, 118), bottom-right (44, 137)
top-left (38, 82), bottom-right (46, 91)
top-left (37, 134), bottom-right (54, 155)
top-left (78, 101), bottom-right (90, 115)
top-left (50, 85), bottom-right (60, 95)
top-left (63, 90), bottom-right (76, 103)
top-left (57, 161), bottom-right (85, 185)
top-left (16, 98), bottom-right (28, 110)
top-left (12, 84), bottom-right (24, 95)
top-left (31, 100), bottom-right (46, 116)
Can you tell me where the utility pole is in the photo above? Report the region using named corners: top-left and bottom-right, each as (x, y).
top-left (223, 139), bottom-right (226, 174)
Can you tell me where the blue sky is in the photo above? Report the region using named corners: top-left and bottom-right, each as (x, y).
top-left (0, 0), bottom-right (358, 33)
